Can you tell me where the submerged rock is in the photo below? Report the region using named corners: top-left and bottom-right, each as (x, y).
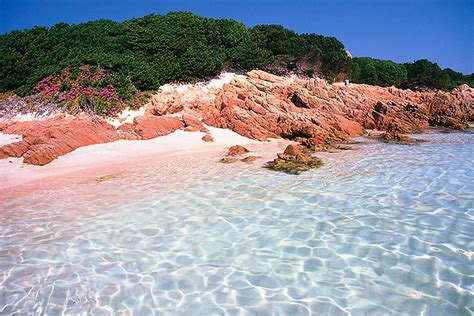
top-left (265, 144), bottom-right (323, 174)
top-left (241, 155), bottom-right (260, 163)
top-left (227, 145), bottom-right (249, 156)
top-left (96, 172), bottom-right (128, 183)
top-left (219, 157), bottom-right (239, 164)
top-left (334, 144), bottom-right (354, 150)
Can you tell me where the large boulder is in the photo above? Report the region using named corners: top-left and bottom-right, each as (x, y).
top-left (182, 114), bottom-right (208, 132)
top-left (227, 145), bottom-right (249, 156)
top-left (118, 116), bottom-right (184, 140)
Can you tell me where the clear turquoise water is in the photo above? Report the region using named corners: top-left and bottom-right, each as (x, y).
top-left (0, 131), bottom-right (473, 315)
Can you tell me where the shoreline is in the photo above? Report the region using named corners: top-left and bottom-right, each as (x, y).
top-left (1, 67), bottom-right (472, 201)
top-left (1, 125), bottom-right (472, 202)
top-left (0, 127), bottom-right (291, 201)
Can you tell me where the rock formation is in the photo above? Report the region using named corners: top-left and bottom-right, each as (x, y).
top-left (148, 70), bottom-right (474, 150)
top-left (1, 70), bottom-right (472, 166)
top-left (182, 114), bottom-right (209, 132)
top-left (0, 114), bottom-right (206, 165)
top-left (219, 157), bottom-right (239, 164)
top-left (0, 115), bottom-right (118, 165)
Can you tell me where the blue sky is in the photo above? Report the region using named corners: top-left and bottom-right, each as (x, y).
top-left (1, 0), bottom-right (473, 73)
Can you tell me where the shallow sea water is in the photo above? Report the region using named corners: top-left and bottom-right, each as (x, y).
top-left (0, 131), bottom-right (473, 315)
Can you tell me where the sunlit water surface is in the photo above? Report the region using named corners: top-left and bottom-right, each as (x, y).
top-left (0, 131), bottom-right (473, 315)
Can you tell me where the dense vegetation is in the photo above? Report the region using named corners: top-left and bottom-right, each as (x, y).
top-left (0, 12), bottom-right (472, 117)
top-left (349, 58), bottom-right (473, 90)
top-left (349, 58), bottom-right (407, 87)
top-left (0, 12), bottom-right (348, 97)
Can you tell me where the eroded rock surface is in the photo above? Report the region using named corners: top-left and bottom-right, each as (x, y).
top-left (182, 114), bottom-right (208, 132)
top-left (148, 70), bottom-right (474, 149)
top-left (0, 115), bottom-right (187, 165)
top-left (1, 70), bottom-right (472, 166)
top-left (201, 134), bottom-right (214, 142)
top-left (0, 115), bottom-right (118, 165)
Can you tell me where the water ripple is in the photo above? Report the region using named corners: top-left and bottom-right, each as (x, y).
top-left (0, 131), bottom-right (473, 315)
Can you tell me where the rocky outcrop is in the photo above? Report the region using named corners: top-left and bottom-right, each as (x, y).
top-left (0, 115), bottom-right (118, 165)
top-left (147, 70), bottom-right (474, 150)
top-left (1, 70), bottom-right (472, 166)
top-left (0, 115), bottom-right (191, 165)
top-left (264, 144), bottom-right (323, 174)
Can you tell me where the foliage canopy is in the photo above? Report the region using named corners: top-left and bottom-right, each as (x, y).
top-left (0, 11), bottom-right (471, 97)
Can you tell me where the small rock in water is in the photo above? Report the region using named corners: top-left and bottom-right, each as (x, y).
top-left (227, 145), bottom-right (249, 156)
top-left (241, 155), bottom-right (260, 163)
top-left (219, 157), bottom-right (239, 164)
top-left (264, 144), bottom-right (323, 174)
top-left (334, 144), bottom-right (353, 150)
top-left (202, 134), bottom-right (214, 142)
top-left (381, 131), bottom-right (416, 144)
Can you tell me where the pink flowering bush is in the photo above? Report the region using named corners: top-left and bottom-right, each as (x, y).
top-left (34, 65), bottom-right (146, 117)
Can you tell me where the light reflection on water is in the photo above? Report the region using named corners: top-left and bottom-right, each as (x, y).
top-left (0, 131), bottom-right (473, 315)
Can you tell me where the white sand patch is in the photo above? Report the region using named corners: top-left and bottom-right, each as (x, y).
top-left (0, 133), bottom-right (22, 146)
top-left (205, 72), bottom-right (242, 89)
top-left (176, 86), bottom-right (189, 93)
top-left (0, 127), bottom-right (260, 190)
top-left (3, 112), bottom-right (62, 122)
top-left (159, 72), bottom-right (242, 93)
top-left (106, 107), bottom-right (146, 128)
